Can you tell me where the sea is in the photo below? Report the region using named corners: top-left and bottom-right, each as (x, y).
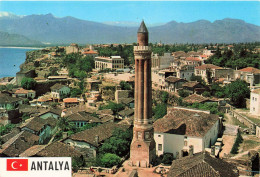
top-left (0, 47), bottom-right (39, 78)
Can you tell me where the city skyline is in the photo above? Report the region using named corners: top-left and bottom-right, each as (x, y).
top-left (0, 1), bottom-right (259, 26)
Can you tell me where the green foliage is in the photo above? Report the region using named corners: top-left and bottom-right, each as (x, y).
top-left (99, 101), bottom-right (125, 115)
top-left (99, 128), bottom-right (132, 157)
top-left (206, 43), bottom-right (260, 69)
top-left (22, 113), bottom-right (30, 122)
top-left (231, 133), bottom-right (243, 154)
top-left (161, 153), bottom-right (174, 165)
top-left (72, 156), bottom-right (85, 172)
top-left (153, 103), bottom-right (167, 120)
top-left (97, 44), bottom-right (133, 65)
top-left (161, 91), bottom-right (169, 104)
top-left (48, 67), bottom-right (59, 76)
top-left (120, 81), bottom-right (131, 90)
top-left (225, 79), bottom-right (250, 107)
top-left (70, 88), bottom-right (82, 97)
top-left (178, 90), bottom-right (189, 98)
top-left (100, 153), bottom-right (121, 168)
top-left (63, 53), bottom-right (94, 79)
top-left (202, 91), bottom-right (211, 97)
top-left (190, 75), bottom-right (206, 85)
top-left (21, 77), bottom-right (36, 90)
top-left (210, 82), bottom-right (225, 98)
top-left (0, 124), bottom-right (15, 136)
top-left (190, 102), bottom-right (219, 115)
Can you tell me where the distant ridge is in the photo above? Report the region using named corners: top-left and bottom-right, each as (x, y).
top-left (0, 13), bottom-right (259, 45)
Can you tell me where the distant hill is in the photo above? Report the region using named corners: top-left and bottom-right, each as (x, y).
top-left (0, 13), bottom-right (259, 45)
top-left (0, 31), bottom-right (42, 46)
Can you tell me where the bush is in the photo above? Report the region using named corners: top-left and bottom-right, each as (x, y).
top-left (100, 153), bottom-right (121, 168)
top-left (202, 91), bottom-right (211, 97)
top-left (21, 77), bottom-right (36, 90)
top-left (161, 153), bottom-right (174, 165)
top-left (120, 81), bottom-right (131, 90)
top-left (230, 132), bottom-right (243, 154)
top-left (178, 90), bottom-right (189, 98)
top-left (0, 124), bottom-right (15, 136)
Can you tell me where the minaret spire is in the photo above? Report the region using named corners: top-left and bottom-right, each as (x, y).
top-left (130, 21), bottom-right (156, 168)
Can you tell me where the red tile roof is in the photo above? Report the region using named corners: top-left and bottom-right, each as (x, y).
top-left (186, 57), bottom-right (201, 61)
top-left (252, 89), bottom-right (260, 94)
top-left (83, 50), bottom-right (98, 54)
top-left (239, 67), bottom-right (260, 74)
top-left (63, 98), bottom-right (79, 103)
top-left (15, 88), bottom-right (34, 94)
top-left (195, 64), bottom-right (222, 70)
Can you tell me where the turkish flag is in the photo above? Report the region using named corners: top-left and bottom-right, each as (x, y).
top-left (6, 159), bottom-right (28, 171)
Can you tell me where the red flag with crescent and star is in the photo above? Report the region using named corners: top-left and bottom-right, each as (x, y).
top-left (6, 159), bottom-right (28, 171)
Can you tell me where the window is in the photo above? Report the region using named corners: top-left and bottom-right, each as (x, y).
top-left (158, 135), bottom-right (161, 137)
top-left (145, 132), bottom-right (150, 139)
top-left (138, 132), bottom-right (142, 139)
top-left (158, 144), bottom-right (162, 151)
top-left (138, 145), bottom-right (141, 148)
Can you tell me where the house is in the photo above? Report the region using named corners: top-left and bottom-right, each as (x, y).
top-left (250, 89), bottom-right (260, 116)
top-left (182, 81), bottom-right (207, 94)
top-left (63, 122), bottom-right (130, 158)
top-left (82, 50), bottom-right (98, 57)
top-left (65, 43), bottom-right (79, 54)
top-left (256, 125), bottom-right (260, 138)
top-left (235, 67), bottom-right (260, 86)
top-left (158, 70), bottom-right (177, 90)
top-left (183, 94), bottom-right (218, 104)
top-left (177, 65), bottom-right (195, 81)
top-left (86, 78), bottom-right (102, 91)
top-left (95, 56), bottom-right (124, 71)
top-left (66, 111), bottom-right (101, 128)
top-left (185, 57), bottom-right (202, 67)
top-left (151, 53), bottom-right (174, 69)
top-left (153, 107), bottom-right (220, 158)
top-left (13, 88), bottom-right (36, 99)
top-left (0, 92), bottom-right (23, 110)
top-left (33, 93), bottom-right (52, 107)
top-left (50, 83), bottom-right (70, 99)
top-left (0, 109), bottom-right (20, 125)
top-left (20, 117), bottom-right (58, 144)
top-left (0, 131), bottom-right (39, 157)
top-left (167, 152), bottom-right (239, 177)
top-left (195, 64), bottom-right (223, 84)
top-left (165, 77), bottom-right (187, 92)
top-left (63, 98), bottom-right (79, 108)
top-left (20, 142), bottom-right (82, 158)
top-left (118, 109), bottom-right (134, 119)
top-left (38, 108), bottom-right (62, 119)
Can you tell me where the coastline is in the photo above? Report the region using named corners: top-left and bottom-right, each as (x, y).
top-left (0, 46), bottom-right (43, 50)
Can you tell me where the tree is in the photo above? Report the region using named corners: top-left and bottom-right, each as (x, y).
top-left (161, 153), bottom-right (174, 164)
top-left (21, 77), bottom-right (36, 90)
top-left (161, 91), bottom-right (169, 104)
top-left (190, 75), bottom-right (206, 85)
top-left (225, 79), bottom-right (250, 107)
top-left (100, 153), bottom-right (121, 168)
top-left (153, 103), bottom-right (167, 120)
top-left (120, 81), bottom-right (131, 90)
top-left (99, 128), bottom-right (132, 157)
top-left (72, 156), bottom-right (85, 172)
top-left (202, 91), bottom-right (211, 97)
top-left (99, 102), bottom-right (125, 115)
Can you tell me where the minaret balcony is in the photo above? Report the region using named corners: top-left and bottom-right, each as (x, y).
top-left (134, 46), bottom-right (151, 51)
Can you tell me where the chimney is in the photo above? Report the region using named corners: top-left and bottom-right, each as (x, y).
top-left (189, 145), bottom-right (194, 156)
top-left (211, 146), bottom-right (215, 157)
top-left (95, 135), bottom-right (99, 143)
top-left (62, 132), bottom-right (68, 139)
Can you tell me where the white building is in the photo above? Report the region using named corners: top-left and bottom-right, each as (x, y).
top-left (250, 89), bottom-right (260, 116)
top-left (153, 107), bottom-right (220, 158)
top-left (95, 56), bottom-right (124, 71)
top-left (50, 83), bottom-right (70, 99)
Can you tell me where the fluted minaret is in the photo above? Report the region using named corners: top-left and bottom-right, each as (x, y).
top-left (130, 21), bottom-right (156, 168)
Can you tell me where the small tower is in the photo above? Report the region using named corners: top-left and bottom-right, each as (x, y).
top-left (130, 21), bottom-right (156, 168)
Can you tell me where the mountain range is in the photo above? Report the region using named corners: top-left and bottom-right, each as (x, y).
top-left (0, 12), bottom-right (260, 46)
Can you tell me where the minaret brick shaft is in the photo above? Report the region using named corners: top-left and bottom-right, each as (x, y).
top-left (130, 21), bottom-right (156, 167)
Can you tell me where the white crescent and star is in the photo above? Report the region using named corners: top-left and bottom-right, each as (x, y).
top-left (11, 161), bottom-right (22, 169)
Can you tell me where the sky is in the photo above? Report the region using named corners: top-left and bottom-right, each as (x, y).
top-left (0, 1), bottom-right (259, 26)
